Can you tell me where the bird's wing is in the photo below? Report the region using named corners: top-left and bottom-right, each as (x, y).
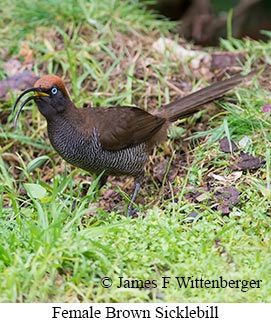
top-left (95, 106), bottom-right (165, 151)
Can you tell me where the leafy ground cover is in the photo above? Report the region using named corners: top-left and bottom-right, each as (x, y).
top-left (0, 0), bottom-right (270, 302)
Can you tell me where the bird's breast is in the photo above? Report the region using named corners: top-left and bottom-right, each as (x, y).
top-left (47, 119), bottom-right (149, 177)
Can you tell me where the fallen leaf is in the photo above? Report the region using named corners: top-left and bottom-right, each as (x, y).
top-left (186, 210), bottom-right (200, 222)
top-left (19, 42), bottom-right (33, 64)
top-left (185, 186), bottom-right (209, 203)
top-left (186, 185), bottom-right (240, 216)
top-left (217, 204), bottom-right (231, 214)
top-left (195, 192), bottom-right (210, 202)
top-left (214, 186), bottom-right (240, 215)
top-left (103, 188), bottom-right (118, 200)
top-left (153, 158), bottom-right (178, 184)
top-left (210, 171), bottom-right (243, 183)
top-left (211, 52), bottom-right (245, 71)
top-left (3, 58), bottom-right (23, 76)
top-left (0, 110), bottom-right (10, 124)
top-left (0, 71), bottom-right (39, 101)
top-left (238, 136), bottom-right (251, 149)
top-left (231, 152), bottom-right (266, 171)
top-left (219, 137), bottom-right (239, 153)
top-left (214, 186), bottom-right (240, 204)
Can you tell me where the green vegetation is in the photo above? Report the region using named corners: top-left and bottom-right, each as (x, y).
top-left (0, 0), bottom-right (270, 302)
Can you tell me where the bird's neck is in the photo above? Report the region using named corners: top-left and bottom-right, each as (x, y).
top-left (46, 105), bottom-right (96, 156)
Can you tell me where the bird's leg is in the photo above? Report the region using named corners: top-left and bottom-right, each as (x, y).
top-left (98, 174), bottom-right (108, 189)
top-left (89, 174), bottom-right (108, 201)
top-left (127, 178), bottom-right (142, 217)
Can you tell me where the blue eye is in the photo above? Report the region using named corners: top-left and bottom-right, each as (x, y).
top-left (51, 87), bottom-right (58, 95)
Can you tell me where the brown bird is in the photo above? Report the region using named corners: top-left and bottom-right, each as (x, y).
top-left (13, 71), bottom-right (255, 216)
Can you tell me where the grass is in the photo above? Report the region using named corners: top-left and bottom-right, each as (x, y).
top-left (0, 0), bottom-right (271, 302)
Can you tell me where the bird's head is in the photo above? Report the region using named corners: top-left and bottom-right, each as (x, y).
top-left (12, 74), bottom-right (71, 125)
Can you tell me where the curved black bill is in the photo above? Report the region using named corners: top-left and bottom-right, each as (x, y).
top-left (14, 95), bottom-right (37, 127)
top-left (12, 87), bottom-right (47, 127)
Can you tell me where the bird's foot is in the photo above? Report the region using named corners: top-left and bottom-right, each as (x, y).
top-left (127, 203), bottom-right (138, 217)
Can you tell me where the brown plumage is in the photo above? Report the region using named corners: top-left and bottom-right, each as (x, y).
top-left (13, 71), bottom-right (256, 216)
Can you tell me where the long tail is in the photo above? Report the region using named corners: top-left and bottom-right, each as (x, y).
top-left (159, 70), bottom-right (257, 122)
